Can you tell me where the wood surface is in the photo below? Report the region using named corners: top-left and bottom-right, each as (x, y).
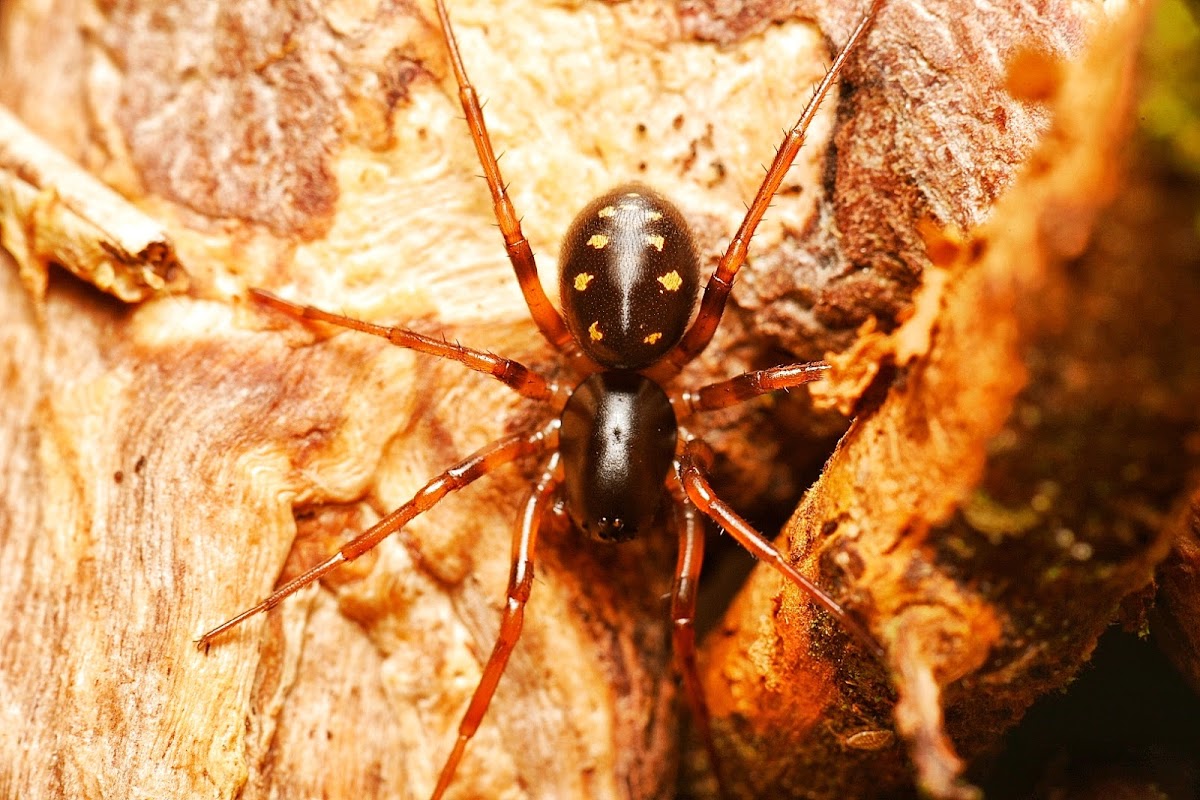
top-left (1, 1), bottom-right (1193, 799)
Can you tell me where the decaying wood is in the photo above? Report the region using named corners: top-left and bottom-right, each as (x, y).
top-left (1142, 155), bottom-right (1200, 702)
top-left (696, 5), bottom-right (1200, 800)
top-left (1157, 483), bottom-right (1200, 696)
top-left (0, 1), bottom-right (1192, 800)
top-left (0, 106), bottom-right (185, 302)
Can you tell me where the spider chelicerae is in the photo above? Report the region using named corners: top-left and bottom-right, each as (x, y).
top-left (198, 1), bottom-right (886, 796)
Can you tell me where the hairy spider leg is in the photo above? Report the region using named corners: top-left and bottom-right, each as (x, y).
top-left (434, 0), bottom-right (589, 367)
top-left (676, 360), bottom-right (831, 417)
top-left (195, 423), bottom-right (556, 650)
top-left (677, 439), bottom-right (884, 660)
top-left (431, 454), bottom-right (562, 800)
top-left (653, 0), bottom-right (886, 380)
top-left (666, 483), bottom-right (730, 798)
top-left (250, 289), bottom-right (558, 402)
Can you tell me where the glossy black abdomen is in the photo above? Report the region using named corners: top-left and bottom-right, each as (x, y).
top-left (559, 371), bottom-right (678, 542)
top-left (558, 183), bottom-right (700, 370)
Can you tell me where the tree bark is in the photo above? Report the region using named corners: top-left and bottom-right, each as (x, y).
top-left (0, 2), bottom-right (1185, 800)
top-left (694, 4), bottom-right (1200, 799)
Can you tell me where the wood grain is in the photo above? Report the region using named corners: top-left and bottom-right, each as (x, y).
top-left (0, 1), bottom-right (1185, 799)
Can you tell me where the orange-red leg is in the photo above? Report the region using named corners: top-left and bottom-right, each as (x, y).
top-left (433, 0), bottom-right (584, 364)
top-left (431, 454), bottom-right (561, 800)
top-left (654, 0), bottom-right (885, 379)
top-left (677, 440), bottom-right (883, 659)
top-left (676, 360), bottom-right (830, 417)
top-left (667, 485), bottom-right (729, 797)
top-left (250, 289), bottom-right (557, 402)
top-left (196, 423), bottom-right (556, 650)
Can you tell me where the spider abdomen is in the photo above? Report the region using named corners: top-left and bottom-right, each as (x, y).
top-left (559, 371), bottom-right (678, 542)
top-left (559, 183), bottom-right (700, 370)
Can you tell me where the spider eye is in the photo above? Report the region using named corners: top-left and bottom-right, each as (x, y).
top-left (592, 516), bottom-right (633, 543)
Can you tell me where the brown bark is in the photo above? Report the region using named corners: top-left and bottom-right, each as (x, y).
top-left (697, 6), bottom-right (1200, 800)
top-left (1156, 484), bottom-right (1200, 696)
top-left (0, 2), bottom-right (1186, 800)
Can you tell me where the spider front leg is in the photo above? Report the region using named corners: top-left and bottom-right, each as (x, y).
top-left (653, 0), bottom-right (884, 379)
top-left (430, 454), bottom-right (562, 800)
top-left (677, 439), bottom-right (883, 659)
top-left (195, 423), bottom-right (556, 650)
top-left (433, 0), bottom-right (586, 366)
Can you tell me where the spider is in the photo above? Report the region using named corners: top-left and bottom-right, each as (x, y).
top-left (198, 0), bottom-right (886, 796)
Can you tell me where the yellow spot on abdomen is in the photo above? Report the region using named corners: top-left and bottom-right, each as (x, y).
top-left (646, 234), bottom-right (665, 252)
top-left (647, 211), bottom-right (663, 221)
top-left (574, 273), bottom-right (594, 291)
top-left (644, 332), bottom-right (663, 345)
top-left (587, 234), bottom-right (609, 249)
top-left (657, 270), bottom-right (683, 291)
top-left (598, 206), bottom-right (616, 218)
top-left (589, 321), bottom-right (604, 341)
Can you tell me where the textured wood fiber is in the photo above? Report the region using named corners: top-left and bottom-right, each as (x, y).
top-left (1, 1), bottom-right (1189, 800)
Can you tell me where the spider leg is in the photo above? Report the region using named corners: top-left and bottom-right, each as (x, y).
top-left (195, 422), bottom-right (557, 650)
top-left (653, 0), bottom-right (885, 379)
top-left (250, 288), bottom-right (557, 402)
top-left (430, 453), bottom-right (561, 800)
top-left (676, 360), bottom-right (830, 417)
top-left (666, 479), bottom-right (730, 798)
top-left (677, 439), bottom-right (883, 660)
top-left (433, 0), bottom-right (584, 365)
